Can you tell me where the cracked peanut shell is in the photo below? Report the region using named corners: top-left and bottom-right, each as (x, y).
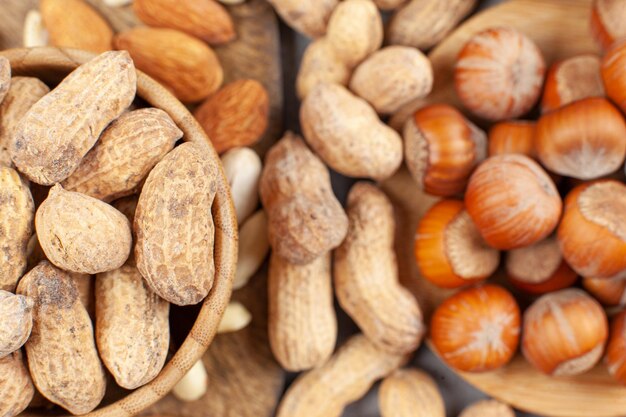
top-left (17, 262), bottom-right (106, 415)
top-left (134, 142), bottom-right (218, 306)
top-left (36, 184), bottom-right (132, 274)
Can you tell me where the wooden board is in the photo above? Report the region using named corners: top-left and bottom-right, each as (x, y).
top-left (382, 1), bottom-right (626, 416)
top-left (0, 0), bottom-right (283, 156)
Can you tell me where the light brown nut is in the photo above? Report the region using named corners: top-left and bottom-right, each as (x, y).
top-left (17, 262), bottom-right (106, 415)
top-left (135, 142), bottom-right (218, 306)
top-left (71, 273), bottom-right (94, 320)
top-left (172, 359), bottom-right (208, 402)
top-left (0, 77), bottom-right (50, 168)
top-left (194, 80), bottom-right (269, 154)
top-left (300, 83), bottom-right (403, 180)
top-left (133, 0), bottom-right (235, 45)
top-left (379, 368), bottom-right (445, 417)
top-left (0, 351), bottom-right (34, 417)
top-left (0, 291), bottom-right (33, 359)
top-left (114, 27), bottom-right (223, 103)
top-left (388, 0), bottom-right (477, 50)
top-left (234, 210), bottom-right (269, 290)
top-left (217, 301), bottom-right (252, 333)
top-left (373, 0), bottom-right (408, 9)
top-left (23, 10), bottom-right (48, 48)
top-left (326, 0), bottom-right (383, 68)
top-left (11, 51), bottom-right (136, 185)
top-left (335, 183), bottom-right (424, 353)
top-left (220, 147), bottom-right (262, 225)
top-left (268, 252), bottom-right (337, 371)
top-left (0, 57), bottom-right (9, 106)
top-left (267, 0), bottom-right (338, 38)
top-left (40, 0), bottom-right (113, 53)
top-left (459, 400), bottom-right (515, 417)
top-left (349, 46), bottom-right (433, 114)
top-left (36, 184), bottom-right (132, 274)
top-left (62, 108), bottom-right (182, 202)
top-left (259, 132), bottom-right (348, 264)
top-left (276, 334), bottom-right (408, 417)
top-left (95, 264), bottom-right (170, 390)
top-left (296, 38), bottom-right (351, 100)
top-left (0, 167), bottom-right (34, 292)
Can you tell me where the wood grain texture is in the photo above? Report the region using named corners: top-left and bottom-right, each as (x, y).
top-left (383, 1), bottom-right (626, 416)
top-left (0, 0), bottom-right (283, 156)
top-left (142, 271), bottom-right (285, 417)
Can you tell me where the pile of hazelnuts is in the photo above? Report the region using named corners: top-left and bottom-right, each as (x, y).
top-left (407, 6), bottom-right (626, 383)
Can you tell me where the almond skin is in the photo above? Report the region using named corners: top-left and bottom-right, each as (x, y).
top-left (17, 262), bottom-right (106, 415)
top-left (0, 351), bottom-right (34, 417)
top-left (133, 0), bottom-right (235, 45)
top-left (114, 27), bottom-right (223, 103)
top-left (11, 51), bottom-right (136, 185)
top-left (36, 184), bottom-right (132, 274)
top-left (62, 108), bottom-right (182, 202)
top-left (40, 0), bottom-right (113, 53)
top-left (134, 142), bottom-right (219, 306)
top-left (0, 77), bottom-right (50, 168)
top-left (194, 80), bottom-right (269, 154)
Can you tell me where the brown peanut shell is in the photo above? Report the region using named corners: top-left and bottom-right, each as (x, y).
top-left (62, 108), bottom-right (181, 202)
top-left (0, 166), bottom-right (34, 292)
top-left (96, 264), bottom-right (169, 390)
top-left (36, 184), bottom-right (132, 274)
top-left (17, 262), bottom-right (106, 415)
top-left (0, 57), bottom-right (10, 105)
top-left (268, 252), bottom-right (337, 371)
top-left (0, 291), bottom-right (33, 359)
top-left (134, 142), bottom-right (218, 306)
top-left (259, 132), bottom-right (347, 264)
top-left (11, 51), bottom-right (136, 185)
top-left (0, 350), bottom-right (34, 417)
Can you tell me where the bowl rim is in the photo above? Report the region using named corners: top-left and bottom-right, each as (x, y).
top-left (1, 46), bottom-right (238, 417)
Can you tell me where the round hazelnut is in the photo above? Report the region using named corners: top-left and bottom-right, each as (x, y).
top-left (455, 27), bottom-right (545, 121)
top-left (404, 104), bottom-right (487, 197)
top-left (415, 200), bottom-right (500, 289)
top-left (602, 40), bottom-right (626, 113)
top-left (583, 271), bottom-right (626, 306)
top-left (522, 288), bottom-right (608, 376)
top-left (488, 120), bottom-right (535, 158)
top-left (431, 285), bottom-right (521, 372)
top-left (591, 0), bottom-right (626, 50)
top-left (465, 154), bottom-right (562, 250)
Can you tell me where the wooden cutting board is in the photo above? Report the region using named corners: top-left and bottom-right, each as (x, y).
top-left (0, 0), bottom-right (284, 156)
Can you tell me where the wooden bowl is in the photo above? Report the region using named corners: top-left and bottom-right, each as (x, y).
top-left (384, 1), bottom-right (626, 416)
top-left (1, 47), bottom-right (237, 417)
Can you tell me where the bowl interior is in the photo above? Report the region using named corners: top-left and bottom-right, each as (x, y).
top-left (1, 47), bottom-right (237, 417)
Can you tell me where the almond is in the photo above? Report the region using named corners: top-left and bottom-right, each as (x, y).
top-left (114, 27), bottom-right (223, 103)
top-left (62, 108), bottom-right (182, 202)
top-left (194, 80), bottom-right (269, 154)
top-left (0, 77), bottom-right (50, 168)
top-left (40, 0), bottom-right (113, 53)
top-left (134, 0), bottom-right (235, 45)
top-left (11, 51), bottom-right (136, 185)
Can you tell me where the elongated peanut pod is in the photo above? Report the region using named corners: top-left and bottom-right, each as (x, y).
top-left (268, 252), bottom-right (337, 371)
top-left (335, 182), bottom-right (425, 353)
top-left (276, 334), bottom-right (408, 417)
top-left (379, 368), bottom-right (445, 417)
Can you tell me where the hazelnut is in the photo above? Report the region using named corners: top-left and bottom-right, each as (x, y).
top-left (415, 200), bottom-right (499, 289)
top-left (583, 271), bottom-right (626, 306)
top-left (465, 154), bottom-right (562, 250)
top-left (404, 104), bottom-right (487, 197)
top-left (558, 180), bottom-right (626, 278)
top-left (488, 120), bottom-right (535, 158)
top-left (522, 288), bottom-right (608, 376)
top-left (431, 285), bottom-right (521, 372)
top-left (535, 97), bottom-right (626, 180)
top-left (591, 0), bottom-right (626, 50)
top-left (605, 309), bottom-right (626, 384)
top-left (506, 236), bottom-right (578, 295)
top-left (602, 40), bottom-right (626, 113)
top-left (541, 54), bottom-right (604, 113)
top-left (459, 400), bottom-right (515, 417)
top-left (455, 27), bottom-right (545, 121)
